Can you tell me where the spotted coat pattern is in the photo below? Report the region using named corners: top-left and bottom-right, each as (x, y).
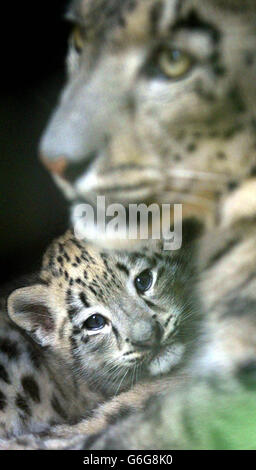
top-left (2, 0), bottom-right (256, 450)
top-left (0, 229), bottom-right (199, 439)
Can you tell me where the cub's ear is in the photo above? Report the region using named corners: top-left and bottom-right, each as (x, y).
top-left (8, 285), bottom-right (55, 347)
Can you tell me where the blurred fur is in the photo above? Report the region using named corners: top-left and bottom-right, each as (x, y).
top-left (3, 0), bottom-right (256, 450)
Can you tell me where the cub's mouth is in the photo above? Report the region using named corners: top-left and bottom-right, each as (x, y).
top-left (123, 344), bottom-right (186, 381)
top-left (147, 344), bottom-right (186, 376)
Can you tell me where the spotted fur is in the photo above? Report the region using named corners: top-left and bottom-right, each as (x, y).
top-left (4, 220), bottom-right (256, 449)
top-left (0, 307), bottom-right (100, 438)
top-left (38, 230), bottom-right (200, 395)
top-left (3, 0), bottom-right (256, 450)
top-left (0, 229), bottom-right (199, 439)
top-left (40, 0), bottom-right (256, 238)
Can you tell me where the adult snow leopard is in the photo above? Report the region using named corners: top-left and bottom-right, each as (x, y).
top-left (39, 0), bottom-right (256, 237)
top-left (3, 0), bottom-right (256, 450)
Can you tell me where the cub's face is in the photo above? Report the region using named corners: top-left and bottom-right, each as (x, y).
top-left (8, 231), bottom-right (198, 394)
top-left (40, 0), bottom-right (256, 232)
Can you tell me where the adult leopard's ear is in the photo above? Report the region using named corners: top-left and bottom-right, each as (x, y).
top-left (8, 285), bottom-right (55, 347)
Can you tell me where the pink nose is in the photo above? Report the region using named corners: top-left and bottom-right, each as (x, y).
top-left (40, 154), bottom-right (68, 177)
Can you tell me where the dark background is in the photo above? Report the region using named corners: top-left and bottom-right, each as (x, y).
top-left (0, 1), bottom-right (71, 286)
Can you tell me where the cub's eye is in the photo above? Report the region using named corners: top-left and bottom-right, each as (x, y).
top-left (135, 270), bottom-right (153, 293)
top-left (158, 48), bottom-right (194, 79)
top-left (84, 314), bottom-right (106, 331)
top-left (72, 26), bottom-right (84, 54)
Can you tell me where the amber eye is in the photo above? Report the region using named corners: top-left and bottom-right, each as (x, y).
top-left (135, 270), bottom-right (153, 293)
top-left (84, 314), bottom-right (106, 331)
top-left (158, 48), bottom-right (193, 79)
top-left (73, 26), bottom-right (84, 54)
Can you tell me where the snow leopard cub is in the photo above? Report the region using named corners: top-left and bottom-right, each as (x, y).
top-left (0, 230), bottom-right (200, 438)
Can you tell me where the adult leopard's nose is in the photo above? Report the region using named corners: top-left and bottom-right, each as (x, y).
top-left (40, 154), bottom-right (68, 177)
top-left (40, 151), bottom-right (98, 183)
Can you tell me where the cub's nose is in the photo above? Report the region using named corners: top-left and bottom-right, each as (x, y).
top-left (40, 154), bottom-right (68, 178)
top-left (130, 320), bottom-right (162, 348)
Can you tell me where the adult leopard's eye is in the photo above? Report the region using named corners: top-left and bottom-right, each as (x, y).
top-left (84, 314), bottom-right (106, 331)
top-left (135, 270), bottom-right (153, 293)
top-left (73, 26), bottom-right (84, 54)
top-left (158, 48), bottom-right (193, 79)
